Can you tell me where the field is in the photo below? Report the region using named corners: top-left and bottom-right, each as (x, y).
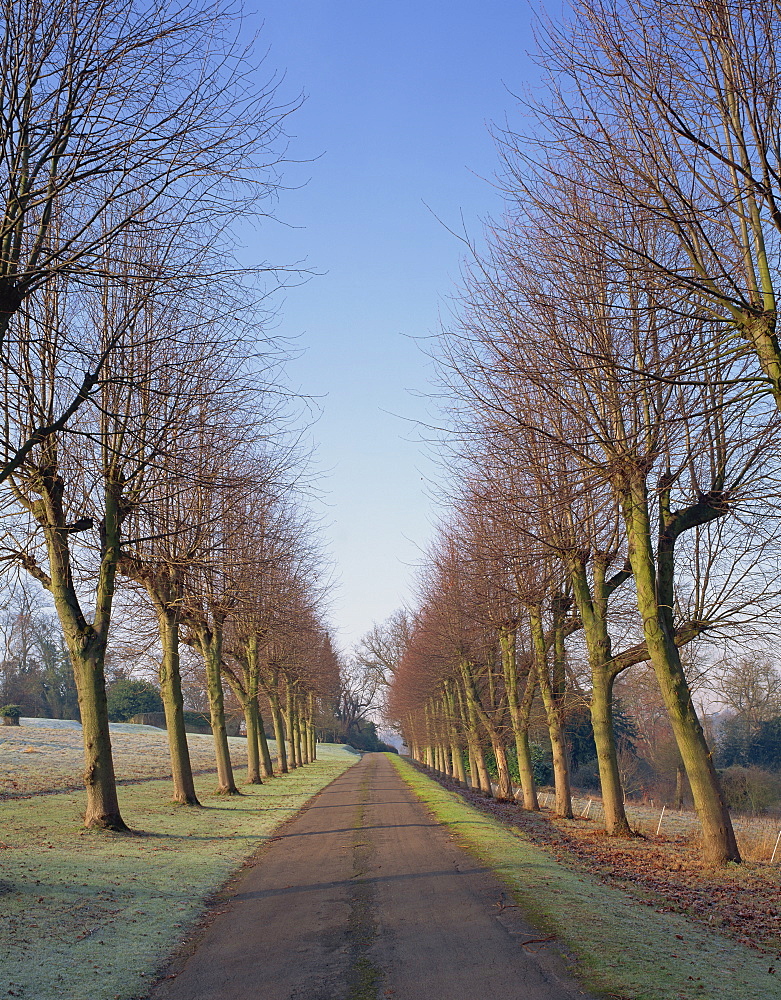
top-left (551, 790), bottom-right (781, 863)
top-left (0, 721), bottom-right (359, 1000)
top-left (0, 718), bottom-right (255, 798)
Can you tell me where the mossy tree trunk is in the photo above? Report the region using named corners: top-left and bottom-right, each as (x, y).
top-left (232, 636), bottom-right (274, 779)
top-left (266, 682), bottom-right (288, 773)
top-left (621, 475), bottom-right (739, 864)
top-left (32, 482), bottom-right (127, 831)
top-left (456, 677), bottom-right (492, 795)
top-left (294, 695), bottom-right (307, 764)
top-left (528, 604), bottom-right (572, 818)
top-left (454, 686), bottom-right (479, 790)
top-left (283, 676), bottom-right (297, 769)
top-left (124, 565), bottom-right (195, 806)
top-left (443, 682), bottom-right (466, 785)
top-left (243, 694), bottom-right (263, 783)
top-left (459, 659), bottom-right (512, 800)
top-left (500, 626), bottom-right (539, 811)
top-left (257, 702), bottom-right (274, 778)
top-left (154, 598), bottom-right (199, 805)
top-left (116, 552), bottom-right (199, 808)
top-left (221, 648), bottom-right (262, 785)
top-left (196, 623), bottom-right (238, 795)
top-left (568, 555), bottom-right (630, 835)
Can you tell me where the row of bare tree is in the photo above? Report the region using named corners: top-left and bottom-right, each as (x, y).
top-left (0, 1), bottom-right (339, 831)
top-left (388, 0), bottom-right (781, 866)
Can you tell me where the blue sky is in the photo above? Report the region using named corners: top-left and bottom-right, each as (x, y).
top-left (244, 2), bottom-right (547, 650)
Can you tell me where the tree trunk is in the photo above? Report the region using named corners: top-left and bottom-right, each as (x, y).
top-left (436, 702), bottom-right (453, 777)
top-left (257, 700), bottom-right (274, 778)
top-left (529, 605), bottom-right (572, 819)
top-left (199, 628), bottom-right (238, 795)
top-left (71, 646), bottom-right (127, 830)
top-left (568, 558), bottom-right (630, 836)
top-left (242, 695), bottom-right (262, 784)
top-left (451, 742), bottom-right (466, 784)
top-left (283, 678), bottom-right (297, 769)
top-left (624, 477), bottom-right (739, 864)
top-left (467, 746), bottom-right (477, 787)
top-left (239, 636), bottom-right (272, 779)
top-left (456, 679), bottom-right (492, 795)
top-left (307, 691), bottom-right (317, 762)
top-left (675, 766), bottom-right (685, 810)
top-left (455, 686), bottom-right (476, 786)
top-left (46, 494), bottom-right (126, 831)
top-left (492, 739), bottom-right (513, 801)
top-left (268, 687), bottom-right (288, 773)
top-left (443, 686), bottom-right (466, 785)
top-left (460, 660), bottom-right (508, 799)
top-left (500, 627), bottom-right (539, 810)
top-left (294, 697), bottom-right (306, 764)
top-left (156, 606), bottom-right (199, 805)
top-left (590, 669), bottom-right (630, 835)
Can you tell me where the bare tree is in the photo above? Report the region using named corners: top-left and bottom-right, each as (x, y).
top-left (505, 0), bottom-right (781, 414)
top-left (119, 359), bottom-right (260, 805)
top-left (222, 484), bottom-right (315, 782)
top-left (354, 608), bottom-right (416, 696)
top-left (0, 0), bottom-right (294, 483)
top-left (435, 157), bottom-right (781, 860)
top-left (710, 652), bottom-right (781, 728)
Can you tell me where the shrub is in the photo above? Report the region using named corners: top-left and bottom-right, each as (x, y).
top-left (182, 710), bottom-right (211, 730)
top-left (0, 704), bottom-right (22, 721)
top-left (106, 679), bottom-right (163, 722)
top-left (481, 743), bottom-right (554, 787)
top-left (718, 766), bottom-right (781, 815)
top-left (571, 758), bottom-right (601, 791)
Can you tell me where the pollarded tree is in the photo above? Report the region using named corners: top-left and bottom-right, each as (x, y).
top-left (118, 353), bottom-right (260, 804)
top-left (221, 485), bottom-right (310, 783)
top-left (0, 265), bottom-right (224, 827)
top-left (442, 190), bottom-right (781, 861)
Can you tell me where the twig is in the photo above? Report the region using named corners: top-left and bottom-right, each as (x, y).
top-left (520, 935), bottom-right (556, 947)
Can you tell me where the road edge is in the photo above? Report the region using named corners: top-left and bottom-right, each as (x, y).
top-left (390, 754), bottom-right (779, 1000)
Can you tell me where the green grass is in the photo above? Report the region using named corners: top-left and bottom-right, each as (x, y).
top-left (0, 745), bottom-right (358, 1000)
top-left (391, 755), bottom-right (780, 1000)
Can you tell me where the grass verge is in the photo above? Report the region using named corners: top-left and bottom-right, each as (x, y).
top-left (391, 755), bottom-right (780, 1000)
top-left (0, 745), bottom-right (358, 1000)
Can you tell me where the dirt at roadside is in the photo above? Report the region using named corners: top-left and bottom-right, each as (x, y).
top-left (420, 766), bottom-right (781, 959)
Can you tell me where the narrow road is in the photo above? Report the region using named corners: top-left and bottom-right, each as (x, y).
top-left (151, 754), bottom-right (591, 1000)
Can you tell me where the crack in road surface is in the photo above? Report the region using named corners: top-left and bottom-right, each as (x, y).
top-left (150, 754), bottom-right (592, 1000)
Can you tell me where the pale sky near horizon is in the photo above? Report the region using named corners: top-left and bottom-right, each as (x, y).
top-left (243, 2), bottom-right (548, 652)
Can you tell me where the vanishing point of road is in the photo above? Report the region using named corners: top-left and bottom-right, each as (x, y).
top-left (151, 754), bottom-right (592, 1000)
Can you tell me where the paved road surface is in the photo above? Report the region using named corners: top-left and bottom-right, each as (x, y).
top-left (151, 754), bottom-right (591, 1000)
